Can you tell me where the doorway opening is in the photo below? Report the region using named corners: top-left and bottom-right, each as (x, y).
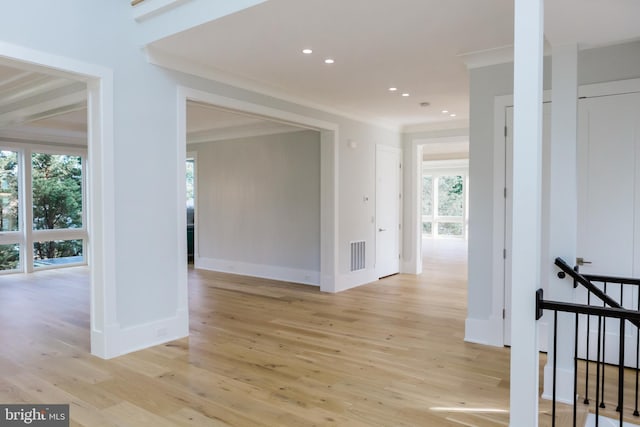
top-left (186, 155), bottom-right (195, 264)
top-left (0, 44), bottom-right (113, 358)
top-left (178, 89), bottom-right (338, 292)
top-left (418, 141), bottom-right (469, 278)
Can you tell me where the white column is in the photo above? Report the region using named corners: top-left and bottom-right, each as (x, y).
top-left (401, 139), bottom-right (423, 275)
top-left (510, 0), bottom-right (544, 425)
top-left (543, 44), bottom-right (578, 403)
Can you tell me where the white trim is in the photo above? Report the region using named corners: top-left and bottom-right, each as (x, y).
top-left (422, 159), bottom-right (469, 171)
top-left (148, 47), bottom-right (399, 132)
top-left (132, 0), bottom-right (191, 22)
top-left (541, 365), bottom-right (574, 404)
top-left (458, 45), bottom-right (515, 69)
top-left (404, 135), bottom-right (469, 275)
top-left (135, 0), bottom-right (268, 47)
top-left (195, 257), bottom-right (320, 286)
top-left (175, 87), bottom-right (189, 335)
top-left (464, 317), bottom-right (504, 346)
top-left (578, 77), bottom-right (640, 98)
top-left (115, 309), bottom-right (189, 356)
top-left (402, 120), bottom-right (469, 134)
top-left (177, 86), bottom-right (340, 293)
top-left (0, 41), bottom-right (117, 359)
top-left (334, 270), bottom-right (379, 293)
top-left (187, 123), bottom-right (304, 144)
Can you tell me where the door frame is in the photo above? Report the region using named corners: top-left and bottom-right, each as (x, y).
top-left (404, 134), bottom-right (469, 275)
top-left (0, 40), bottom-right (117, 358)
top-left (177, 87), bottom-right (340, 292)
top-left (495, 77), bottom-right (640, 347)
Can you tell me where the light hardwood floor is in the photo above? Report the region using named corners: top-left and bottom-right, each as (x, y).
top-left (0, 239), bottom-right (625, 426)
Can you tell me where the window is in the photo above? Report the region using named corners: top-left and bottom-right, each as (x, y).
top-left (422, 161), bottom-right (468, 239)
top-left (0, 147), bottom-right (86, 274)
top-left (32, 153), bottom-right (83, 230)
top-left (0, 150), bottom-right (21, 271)
top-left (31, 152), bottom-right (85, 269)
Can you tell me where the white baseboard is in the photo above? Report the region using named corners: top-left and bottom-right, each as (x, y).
top-left (90, 322), bottom-right (120, 359)
top-left (334, 269), bottom-right (379, 293)
top-left (464, 316), bottom-right (504, 347)
top-left (195, 257), bottom-right (320, 286)
top-left (401, 260), bottom-right (422, 275)
top-left (116, 309), bottom-right (189, 357)
top-left (542, 364), bottom-right (575, 404)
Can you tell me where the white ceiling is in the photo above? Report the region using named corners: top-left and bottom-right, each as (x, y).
top-left (1, 0), bottom-right (639, 148)
top-left (150, 0), bottom-right (515, 129)
top-left (149, 0), bottom-right (640, 130)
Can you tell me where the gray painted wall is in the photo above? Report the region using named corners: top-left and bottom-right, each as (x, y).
top-left (191, 130), bottom-right (321, 274)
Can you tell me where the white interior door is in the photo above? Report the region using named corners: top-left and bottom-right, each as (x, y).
top-left (376, 145), bottom-right (401, 278)
top-left (504, 104), bottom-right (551, 348)
top-left (576, 92), bottom-right (640, 364)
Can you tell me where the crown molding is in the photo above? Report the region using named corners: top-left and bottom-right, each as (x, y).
top-left (402, 119), bottom-right (469, 134)
top-left (187, 122), bottom-right (304, 144)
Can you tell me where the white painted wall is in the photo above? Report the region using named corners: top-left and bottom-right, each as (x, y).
top-left (0, 1), bottom-right (401, 356)
top-left (467, 40), bottom-right (640, 344)
top-left (190, 130), bottom-right (321, 285)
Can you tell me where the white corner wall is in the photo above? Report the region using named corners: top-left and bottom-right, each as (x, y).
top-left (191, 130), bottom-right (321, 285)
top-left (467, 40), bottom-right (640, 346)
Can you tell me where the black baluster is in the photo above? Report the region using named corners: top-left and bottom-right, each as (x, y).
top-left (574, 312), bottom-right (579, 427)
top-left (586, 290), bottom-right (591, 404)
top-left (618, 283), bottom-right (624, 415)
top-left (619, 319), bottom-right (625, 426)
top-left (596, 315), bottom-right (602, 427)
top-left (633, 289), bottom-right (640, 417)
top-left (601, 282), bottom-right (608, 409)
top-left (553, 310), bottom-right (558, 427)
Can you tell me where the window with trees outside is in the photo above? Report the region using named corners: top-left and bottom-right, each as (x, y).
top-left (0, 147), bottom-right (86, 273)
top-left (422, 161), bottom-right (468, 239)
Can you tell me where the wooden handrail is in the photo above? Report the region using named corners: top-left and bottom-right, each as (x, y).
top-left (131, 0), bottom-right (144, 6)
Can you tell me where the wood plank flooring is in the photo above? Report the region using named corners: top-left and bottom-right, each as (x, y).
top-left (0, 239), bottom-right (629, 426)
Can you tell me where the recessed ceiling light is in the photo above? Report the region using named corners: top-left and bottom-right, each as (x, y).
top-left (302, 48), bottom-right (313, 54)
top-left (401, 93), bottom-right (410, 97)
top-left (450, 113), bottom-right (457, 117)
top-left (388, 87), bottom-right (397, 92)
top-left (442, 110), bottom-right (449, 114)
top-left (324, 58), bottom-right (335, 64)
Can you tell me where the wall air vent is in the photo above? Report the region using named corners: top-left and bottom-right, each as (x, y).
top-left (350, 241), bottom-right (365, 272)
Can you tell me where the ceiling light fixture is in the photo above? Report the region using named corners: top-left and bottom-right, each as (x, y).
top-left (442, 110), bottom-right (449, 114)
top-left (302, 48), bottom-right (313, 54)
top-left (450, 113), bottom-right (457, 117)
top-left (324, 58), bottom-right (335, 64)
top-left (388, 87), bottom-right (397, 92)
top-left (401, 93), bottom-right (410, 97)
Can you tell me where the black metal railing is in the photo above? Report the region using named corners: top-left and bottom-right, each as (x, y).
top-left (542, 258), bottom-right (640, 426)
top-left (536, 288), bottom-right (640, 426)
